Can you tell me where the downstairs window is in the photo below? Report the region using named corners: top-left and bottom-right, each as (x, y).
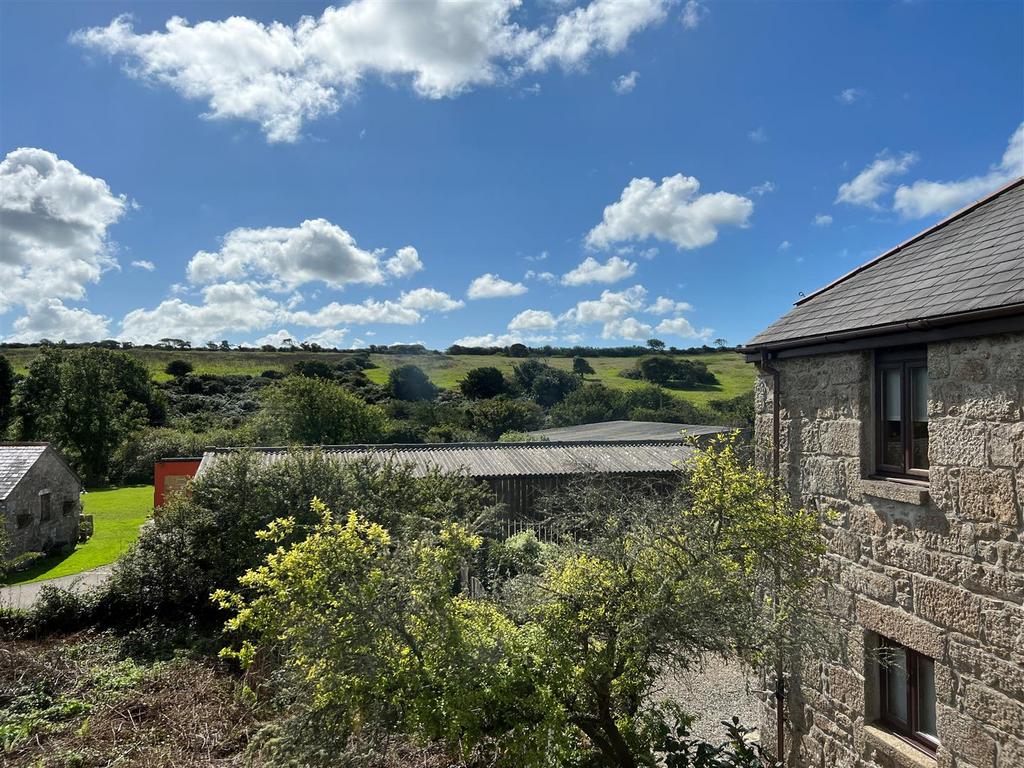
top-left (877, 637), bottom-right (938, 755)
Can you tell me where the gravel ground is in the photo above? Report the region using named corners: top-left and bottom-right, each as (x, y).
top-left (654, 656), bottom-right (762, 742)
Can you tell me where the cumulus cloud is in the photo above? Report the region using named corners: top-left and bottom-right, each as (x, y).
top-left (893, 123), bottom-right (1024, 218)
top-left (0, 147), bottom-right (127, 313)
top-left (602, 316), bottom-right (652, 340)
top-left (186, 218), bottom-right (384, 289)
top-left (836, 152), bottom-right (917, 209)
top-left (656, 316), bottom-right (712, 340)
top-left (120, 282), bottom-right (279, 344)
top-left (508, 309), bottom-right (558, 331)
top-left (451, 332), bottom-right (524, 347)
top-left (398, 287), bottom-right (464, 312)
top-left (4, 299), bottom-right (111, 343)
top-left (131, 259), bottom-right (155, 271)
top-left (384, 245), bottom-right (423, 278)
top-left (645, 296), bottom-right (693, 315)
top-left (560, 255), bottom-right (636, 286)
top-left (254, 327), bottom-right (349, 348)
top-left (524, 269), bottom-right (556, 284)
top-left (74, 1), bottom-right (670, 142)
top-left (680, 0), bottom-right (709, 29)
top-left (467, 273), bottom-right (528, 299)
top-left (612, 70), bottom-right (639, 94)
top-left (287, 298), bottom-right (421, 327)
top-left (813, 214), bottom-right (833, 227)
top-left (586, 173), bottom-right (753, 250)
top-left (561, 284), bottom-right (647, 325)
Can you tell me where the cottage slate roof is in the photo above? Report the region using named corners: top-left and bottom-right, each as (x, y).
top-left (0, 444), bottom-right (49, 500)
top-left (530, 420), bottom-right (729, 442)
top-left (197, 441), bottom-right (692, 479)
top-left (745, 178), bottom-right (1024, 349)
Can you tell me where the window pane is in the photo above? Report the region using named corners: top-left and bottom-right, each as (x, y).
top-left (917, 656), bottom-right (936, 737)
top-left (882, 368), bottom-right (903, 467)
top-left (884, 646), bottom-right (909, 723)
top-left (911, 366), bottom-right (929, 470)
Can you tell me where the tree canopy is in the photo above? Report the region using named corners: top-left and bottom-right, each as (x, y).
top-left (459, 366), bottom-right (507, 399)
top-left (387, 364), bottom-right (437, 401)
top-left (259, 376), bottom-right (388, 445)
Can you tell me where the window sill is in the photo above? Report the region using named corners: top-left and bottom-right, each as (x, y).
top-left (864, 725), bottom-right (936, 768)
top-left (859, 478), bottom-right (929, 506)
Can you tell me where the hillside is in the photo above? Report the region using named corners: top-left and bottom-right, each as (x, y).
top-left (0, 347), bottom-right (754, 409)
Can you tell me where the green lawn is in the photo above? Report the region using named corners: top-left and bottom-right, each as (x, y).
top-left (3, 485), bottom-right (153, 585)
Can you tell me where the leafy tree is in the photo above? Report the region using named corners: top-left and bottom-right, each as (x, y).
top-left (572, 357), bottom-right (596, 377)
top-left (459, 366), bottom-right (507, 399)
top-left (258, 376), bottom-right (387, 444)
top-left (387, 364), bottom-right (437, 401)
top-left (466, 397), bottom-right (543, 440)
top-left (637, 356), bottom-right (717, 388)
top-left (714, 337), bottom-right (729, 350)
top-left (507, 343), bottom-right (529, 358)
top-left (17, 347), bottom-right (163, 484)
top-left (218, 435), bottom-right (824, 767)
top-left (638, 355), bottom-right (681, 385)
top-left (530, 368), bottom-right (581, 407)
top-left (646, 338), bottom-right (666, 351)
top-left (292, 359), bottom-right (335, 380)
top-left (547, 383), bottom-right (626, 426)
top-left (0, 355), bottom-right (14, 436)
top-left (164, 359), bottom-right (194, 378)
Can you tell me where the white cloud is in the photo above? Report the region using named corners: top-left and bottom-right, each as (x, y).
top-left (645, 296), bottom-right (693, 315)
top-left (836, 152), bottom-right (917, 208)
top-left (778, 240), bottom-right (791, 251)
top-left (120, 281), bottom-right (279, 344)
top-left (586, 173), bottom-right (753, 250)
top-left (508, 309), bottom-right (558, 331)
top-left (612, 70), bottom-right (639, 94)
top-left (813, 214), bottom-right (833, 227)
top-left (749, 180), bottom-right (775, 196)
top-left (836, 87), bottom-right (865, 105)
top-left (893, 123), bottom-right (1024, 218)
top-left (561, 284), bottom-right (647, 324)
top-left (0, 147), bottom-right (127, 313)
top-left (560, 255), bottom-right (637, 286)
top-left (398, 287), bottom-right (464, 312)
top-left (525, 269), bottom-right (556, 284)
top-left (186, 218), bottom-right (384, 289)
top-left (4, 299), bottom-right (111, 343)
top-left (602, 316), bottom-right (652, 340)
top-left (75, 1), bottom-right (670, 143)
top-left (748, 127), bottom-right (767, 144)
top-left (384, 245), bottom-right (423, 278)
top-left (303, 328), bottom-right (349, 348)
top-left (680, 0), bottom-right (709, 30)
top-left (656, 316), bottom-right (712, 340)
top-left (287, 298), bottom-right (421, 326)
top-left (467, 272), bottom-right (528, 299)
top-left (452, 332), bottom-right (523, 347)
top-left (131, 259), bottom-right (155, 271)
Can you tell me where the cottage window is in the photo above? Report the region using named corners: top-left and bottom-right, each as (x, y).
top-left (877, 637), bottom-right (938, 755)
top-left (62, 500), bottom-right (75, 517)
top-left (875, 349), bottom-right (928, 478)
top-left (39, 492), bottom-right (52, 522)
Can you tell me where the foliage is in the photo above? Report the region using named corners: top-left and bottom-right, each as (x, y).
top-left (547, 384), bottom-right (627, 427)
top-left (656, 712), bottom-right (781, 768)
top-left (164, 359), bottom-right (194, 378)
top-left (572, 357), bottom-right (596, 376)
top-left (513, 360), bottom-right (581, 406)
top-left (0, 354), bottom-right (14, 437)
top-left (388, 364), bottom-right (438, 401)
top-left (465, 397), bottom-right (544, 440)
top-left (258, 376), bottom-right (388, 444)
top-left (217, 435), bottom-right (825, 767)
top-left (496, 430), bottom-right (546, 442)
top-left (291, 359), bottom-right (336, 380)
top-left (647, 338), bottom-right (666, 351)
top-left (548, 383), bottom-right (712, 427)
top-left (459, 366), bottom-right (507, 399)
top-left (16, 348), bottom-right (164, 485)
top-left (636, 356), bottom-right (718, 388)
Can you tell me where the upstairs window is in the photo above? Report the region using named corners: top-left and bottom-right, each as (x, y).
top-left (39, 491), bottom-right (52, 522)
top-left (875, 349), bottom-right (928, 478)
top-left (877, 637), bottom-right (938, 755)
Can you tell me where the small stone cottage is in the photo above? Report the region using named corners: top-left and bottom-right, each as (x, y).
top-left (0, 443), bottom-right (83, 558)
top-left (742, 178), bottom-right (1023, 767)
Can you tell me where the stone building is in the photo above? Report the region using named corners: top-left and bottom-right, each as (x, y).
top-left (0, 443), bottom-right (83, 558)
top-left (742, 178), bottom-right (1023, 767)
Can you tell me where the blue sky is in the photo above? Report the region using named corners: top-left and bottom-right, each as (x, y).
top-left (1, 0), bottom-right (1021, 349)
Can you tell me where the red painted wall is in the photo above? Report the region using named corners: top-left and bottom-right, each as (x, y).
top-left (153, 458), bottom-right (201, 508)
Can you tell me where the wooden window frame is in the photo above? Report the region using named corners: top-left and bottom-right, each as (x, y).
top-left (878, 637), bottom-right (939, 756)
top-left (874, 348), bottom-right (929, 480)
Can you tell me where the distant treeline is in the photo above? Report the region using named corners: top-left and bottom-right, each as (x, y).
top-left (445, 343), bottom-right (736, 357)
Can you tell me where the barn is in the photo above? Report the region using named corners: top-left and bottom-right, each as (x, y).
top-left (0, 443), bottom-right (82, 558)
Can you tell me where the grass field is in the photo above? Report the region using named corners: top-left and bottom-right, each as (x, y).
top-left (3, 485), bottom-right (153, 585)
top-left (1, 346), bottom-right (754, 408)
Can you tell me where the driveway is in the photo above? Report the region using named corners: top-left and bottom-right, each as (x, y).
top-left (0, 566), bottom-right (113, 610)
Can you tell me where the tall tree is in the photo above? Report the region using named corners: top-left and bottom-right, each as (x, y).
top-left (572, 357), bottom-right (596, 377)
top-left (387, 364), bottom-right (437, 401)
top-left (0, 355), bottom-right (14, 437)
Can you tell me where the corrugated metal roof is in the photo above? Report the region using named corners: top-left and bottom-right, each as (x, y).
top-left (745, 178), bottom-right (1024, 349)
top-left (197, 441), bottom-right (692, 479)
top-left (0, 444), bottom-right (49, 500)
top-left (531, 420), bottom-right (730, 442)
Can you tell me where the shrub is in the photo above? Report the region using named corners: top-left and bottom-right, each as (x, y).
top-left (529, 368), bottom-right (580, 407)
top-left (164, 359), bottom-right (193, 378)
top-left (572, 357), bottom-right (595, 376)
top-left (547, 384), bottom-right (626, 426)
top-left (291, 360), bottom-right (334, 380)
top-left (258, 377), bottom-right (388, 444)
top-left (387, 365), bottom-right (437, 401)
top-left (466, 397), bottom-right (543, 440)
top-left (635, 356), bottom-right (718, 388)
top-left (459, 367), bottom-right (506, 399)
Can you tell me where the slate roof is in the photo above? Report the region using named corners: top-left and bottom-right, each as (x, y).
top-left (745, 178), bottom-right (1024, 349)
top-left (0, 444), bottom-right (49, 500)
top-left (197, 441), bottom-right (691, 479)
top-left (530, 420), bottom-right (729, 442)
